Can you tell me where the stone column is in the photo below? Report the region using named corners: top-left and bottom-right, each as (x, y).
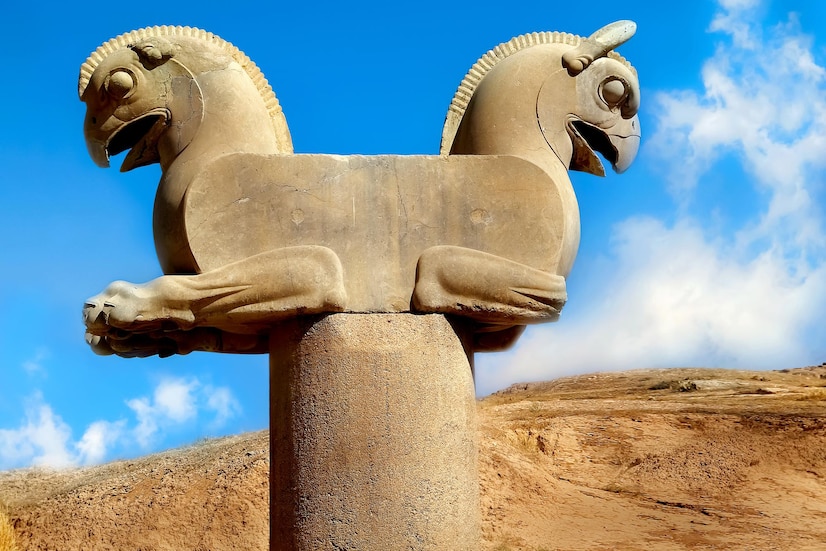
top-left (269, 313), bottom-right (481, 550)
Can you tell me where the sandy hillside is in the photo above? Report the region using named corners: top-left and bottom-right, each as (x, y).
top-left (1, 366), bottom-right (825, 550)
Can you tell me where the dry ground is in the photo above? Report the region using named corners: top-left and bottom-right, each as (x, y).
top-left (479, 366), bottom-right (826, 550)
top-left (1, 366), bottom-right (824, 550)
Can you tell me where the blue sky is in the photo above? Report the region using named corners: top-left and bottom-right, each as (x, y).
top-left (1, 0), bottom-right (825, 469)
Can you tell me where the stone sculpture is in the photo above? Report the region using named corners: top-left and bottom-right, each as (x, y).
top-left (79, 22), bottom-right (639, 550)
top-left (80, 22), bottom-right (639, 358)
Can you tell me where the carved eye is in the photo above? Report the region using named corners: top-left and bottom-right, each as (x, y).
top-left (105, 69), bottom-right (136, 99)
top-left (600, 78), bottom-right (628, 107)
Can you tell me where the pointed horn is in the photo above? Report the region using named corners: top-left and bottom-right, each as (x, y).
top-left (589, 20), bottom-right (637, 50)
top-left (562, 20), bottom-right (637, 75)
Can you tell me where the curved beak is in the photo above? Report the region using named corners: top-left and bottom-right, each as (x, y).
top-left (84, 132), bottom-right (109, 168)
top-left (83, 109), bottom-right (170, 172)
top-left (608, 115), bottom-right (640, 174)
top-left (568, 113), bottom-right (640, 176)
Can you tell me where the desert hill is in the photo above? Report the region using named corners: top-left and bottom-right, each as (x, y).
top-left (2, 366), bottom-right (825, 550)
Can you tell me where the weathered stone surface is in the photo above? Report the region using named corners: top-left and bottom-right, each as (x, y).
top-left (185, 154), bottom-right (566, 313)
top-left (270, 314), bottom-right (480, 550)
top-left (78, 23), bottom-right (640, 356)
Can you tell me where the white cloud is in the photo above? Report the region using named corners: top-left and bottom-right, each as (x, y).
top-left (709, 0), bottom-right (760, 49)
top-left (478, 217), bottom-right (826, 393)
top-left (75, 420), bottom-right (126, 465)
top-left (653, 21), bottom-right (826, 205)
top-left (476, 1), bottom-right (826, 394)
top-left (0, 377), bottom-right (242, 468)
top-left (21, 348), bottom-right (49, 376)
top-left (154, 378), bottom-right (199, 423)
top-left (0, 393), bottom-right (75, 469)
top-left (718, 0), bottom-right (758, 9)
top-left (0, 395), bottom-right (130, 469)
top-left (126, 378), bottom-right (198, 447)
top-left (126, 377), bottom-right (240, 447)
top-left (125, 396), bottom-right (155, 449)
top-left (204, 386), bottom-right (242, 428)
top-left (653, 5), bottom-right (826, 253)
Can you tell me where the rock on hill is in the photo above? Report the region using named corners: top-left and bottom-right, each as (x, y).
top-left (1, 366), bottom-right (825, 550)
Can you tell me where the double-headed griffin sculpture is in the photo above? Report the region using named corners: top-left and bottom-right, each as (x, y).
top-left (80, 22), bottom-right (640, 358)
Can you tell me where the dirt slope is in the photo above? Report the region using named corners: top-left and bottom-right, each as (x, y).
top-left (479, 366), bottom-right (826, 550)
top-left (1, 366), bottom-right (825, 550)
top-left (1, 432), bottom-right (270, 550)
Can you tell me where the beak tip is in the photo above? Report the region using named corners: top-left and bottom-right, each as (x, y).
top-left (89, 148), bottom-right (111, 169)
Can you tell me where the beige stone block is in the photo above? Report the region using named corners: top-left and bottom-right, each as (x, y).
top-left (184, 154), bottom-right (565, 312)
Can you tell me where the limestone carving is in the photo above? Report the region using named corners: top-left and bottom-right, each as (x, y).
top-left (80, 23), bottom-right (640, 357)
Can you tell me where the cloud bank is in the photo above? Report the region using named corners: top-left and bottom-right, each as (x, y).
top-left (0, 378), bottom-right (241, 469)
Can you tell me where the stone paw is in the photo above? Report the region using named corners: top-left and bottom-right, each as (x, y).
top-left (83, 279), bottom-right (195, 335)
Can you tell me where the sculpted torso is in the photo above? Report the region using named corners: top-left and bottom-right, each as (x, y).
top-left (180, 153), bottom-right (563, 310)
top-left (78, 24), bottom-right (640, 357)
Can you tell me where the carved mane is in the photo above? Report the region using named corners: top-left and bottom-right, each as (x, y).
top-left (78, 25), bottom-right (293, 153)
top-left (441, 31), bottom-right (635, 154)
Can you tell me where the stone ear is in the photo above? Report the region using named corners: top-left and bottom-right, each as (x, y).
top-left (131, 38), bottom-right (176, 68)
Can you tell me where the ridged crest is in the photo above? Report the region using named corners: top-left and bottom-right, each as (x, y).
top-left (78, 26), bottom-right (292, 153)
top-left (441, 31), bottom-right (633, 154)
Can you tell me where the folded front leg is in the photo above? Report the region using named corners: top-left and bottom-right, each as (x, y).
top-left (84, 246), bottom-right (347, 355)
top-left (412, 245), bottom-right (566, 325)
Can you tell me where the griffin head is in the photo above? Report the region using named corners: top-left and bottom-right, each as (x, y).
top-left (441, 21), bottom-right (640, 180)
top-left (539, 21), bottom-right (641, 176)
top-left (79, 35), bottom-right (204, 172)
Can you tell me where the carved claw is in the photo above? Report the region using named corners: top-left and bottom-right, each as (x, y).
top-left (85, 332), bottom-right (115, 356)
top-left (85, 328), bottom-right (266, 358)
top-left (85, 330), bottom-right (177, 358)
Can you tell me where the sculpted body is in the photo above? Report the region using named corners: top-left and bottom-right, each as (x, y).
top-left (79, 24), bottom-right (640, 357)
